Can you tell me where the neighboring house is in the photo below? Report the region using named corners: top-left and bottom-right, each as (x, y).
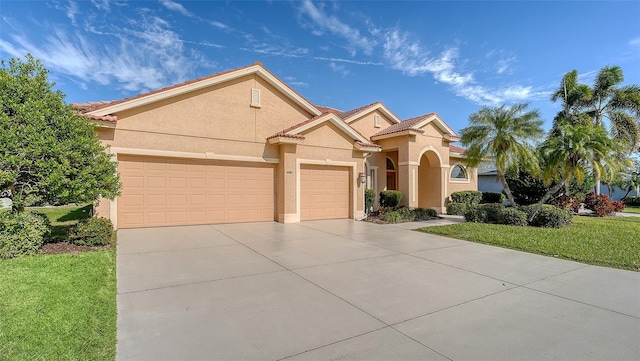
top-left (74, 62), bottom-right (477, 229)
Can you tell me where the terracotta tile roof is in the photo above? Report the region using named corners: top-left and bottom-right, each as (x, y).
top-left (315, 105), bottom-right (343, 115)
top-left (271, 112), bottom-right (331, 137)
top-left (372, 113), bottom-right (435, 137)
top-left (339, 101), bottom-right (381, 120)
top-left (355, 141), bottom-right (382, 149)
top-left (266, 132), bottom-right (305, 140)
top-left (79, 113), bottom-right (118, 123)
top-left (449, 145), bottom-right (466, 154)
top-left (72, 62), bottom-right (321, 116)
top-left (268, 111), bottom-right (372, 146)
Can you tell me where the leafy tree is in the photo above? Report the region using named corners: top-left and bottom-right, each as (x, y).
top-left (0, 54), bottom-right (121, 212)
top-left (461, 103), bottom-right (544, 206)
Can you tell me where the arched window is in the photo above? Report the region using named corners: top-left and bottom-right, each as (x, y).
top-left (386, 157), bottom-right (397, 190)
top-left (450, 165), bottom-right (467, 179)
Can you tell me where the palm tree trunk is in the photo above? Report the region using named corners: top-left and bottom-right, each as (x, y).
top-left (529, 181), bottom-right (566, 222)
top-left (497, 171), bottom-right (516, 206)
top-left (595, 177), bottom-right (601, 195)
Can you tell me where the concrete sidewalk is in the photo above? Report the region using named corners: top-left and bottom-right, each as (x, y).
top-left (117, 219), bottom-right (640, 360)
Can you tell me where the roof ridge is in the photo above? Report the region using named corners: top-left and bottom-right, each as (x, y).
top-left (339, 101), bottom-right (381, 119)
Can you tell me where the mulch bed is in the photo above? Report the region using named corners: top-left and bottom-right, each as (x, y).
top-left (40, 242), bottom-right (112, 255)
top-left (362, 214), bottom-right (442, 224)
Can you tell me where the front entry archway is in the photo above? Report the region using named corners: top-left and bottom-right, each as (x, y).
top-left (418, 150), bottom-right (442, 209)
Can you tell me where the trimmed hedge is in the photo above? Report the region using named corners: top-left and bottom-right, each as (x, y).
top-left (519, 204), bottom-right (572, 228)
top-left (379, 190), bottom-right (402, 208)
top-left (413, 207), bottom-right (438, 220)
top-left (395, 207), bottom-right (416, 222)
top-left (481, 192), bottom-right (505, 204)
top-left (498, 208), bottom-right (528, 226)
top-left (450, 191), bottom-right (482, 205)
top-left (446, 202), bottom-right (467, 215)
top-left (623, 196), bottom-right (640, 206)
top-left (0, 211), bottom-right (51, 259)
top-left (69, 217), bottom-right (116, 246)
top-left (463, 203), bottom-right (505, 223)
top-left (464, 206), bottom-right (486, 223)
top-left (381, 211), bottom-right (403, 223)
top-left (365, 189), bottom-right (376, 214)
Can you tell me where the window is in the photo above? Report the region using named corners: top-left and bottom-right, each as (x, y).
top-left (386, 157), bottom-right (397, 190)
top-left (250, 88), bottom-right (261, 108)
top-left (450, 165), bottom-right (467, 179)
top-left (368, 168), bottom-right (377, 190)
top-left (386, 157), bottom-right (396, 170)
top-left (374, 114), bottom-right (381, 128)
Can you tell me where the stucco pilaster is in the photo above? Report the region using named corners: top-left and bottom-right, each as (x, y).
top-left (278, 144), bottom-right (298, 223)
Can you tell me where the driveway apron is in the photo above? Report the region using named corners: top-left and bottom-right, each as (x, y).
top-left (117, 220), bottom-right (640, 361)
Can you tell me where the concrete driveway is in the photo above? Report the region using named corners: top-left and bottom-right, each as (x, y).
top-left (117, 219), bottom-right (640, 361)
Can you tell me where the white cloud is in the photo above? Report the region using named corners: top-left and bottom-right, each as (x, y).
top-left (298, 0), bottom-right (376, 56)
top-left (0, 14), bottom-right (211, 93)
top-left (90, 0), bottom-right (111, 11)
top-left (209, 21), bottom-right (228, 29)
top-left (159, 0), bottom-right (194, 18)
top-left (329, 62), bottom-right (350, 77)
top-left (486, 49), bottom-right (516, 75)
top-left (629, 37), bottom-right (640, 46)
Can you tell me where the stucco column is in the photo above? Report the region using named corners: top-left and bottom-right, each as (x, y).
top-left (397, 163), bottom-right (419, 208)
top-left (438, 166), bottom-right (449, 213)
top-left (278, 144), bottom-right (298, 223)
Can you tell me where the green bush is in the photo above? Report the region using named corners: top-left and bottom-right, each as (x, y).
top-left (379, 190), bottom-right (402, 208)
top-left (364, 189), bottom-right (376, 214)
top-left (523, 205), bottom-right (572, 228)
top-left (395, 207), bottom-right (416, 222)
top-left (480, 203), bottom-right (505, 223)
top-left (446, 202), bottom-right (467, 215)
top-left (481, 192), bottom-right (505, 204)
top-left (69, 217), bottom-right (116, 246)
top-left (498, 208), bottom-right (528, 226)
top-left (381, 211), bottom-right (403, 223)
top-left (450, 191), bottom-right (482, 205)
top-left (623, 196), bottom-right (640, 206)
top-left (413, 207), bottom-right (438, 220)
top-left (0, 211), bottom-right (51, 259)
top-left (464, 205), bottom-right (487, 223)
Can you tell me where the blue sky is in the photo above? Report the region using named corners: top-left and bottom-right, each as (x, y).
top-left (1, 0), bottom-right (639, 134)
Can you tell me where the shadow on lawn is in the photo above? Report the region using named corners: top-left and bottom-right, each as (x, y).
top-left (56, 204), bottom-right (93, 222)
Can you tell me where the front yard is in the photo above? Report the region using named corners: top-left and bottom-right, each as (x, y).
top-left (0, 249), bottom-right (117, 360)
top-left (418, 216), bottom-right (640, 271)
top-left (622, 205), bottom-right (640, 214)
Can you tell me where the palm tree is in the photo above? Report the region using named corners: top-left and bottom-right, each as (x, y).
top-left (552, 66), bottom-right (640, 194)
top-left (461, 103), bottom-right (544, 206)
top-left (533, 120), bottom-right (621, 218)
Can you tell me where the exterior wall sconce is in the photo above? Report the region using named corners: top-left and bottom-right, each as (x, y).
top-left (358, 172), bottom-right (367, 184)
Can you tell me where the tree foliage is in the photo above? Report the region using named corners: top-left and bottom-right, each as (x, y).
top-left (0, 54), bottom-right (121, 211)
top-left (461, 103), bottom-right (544, 206)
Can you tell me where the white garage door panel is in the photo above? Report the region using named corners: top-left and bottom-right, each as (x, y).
top-left (300, 165), bottom-right (350, 221)
top-left (118, 156), bottom-right (275, 228)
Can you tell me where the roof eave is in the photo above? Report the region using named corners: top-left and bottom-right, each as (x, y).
top-left (354, 143), bottom-right (382, 152)
top-left (371, 129), bottom-right (422, 141)
top-left (267, 136), bottom-right (304, 145)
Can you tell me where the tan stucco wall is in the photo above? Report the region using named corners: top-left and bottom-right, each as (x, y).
top-left (101, 74), bottom-right (312, 159)
top-left (447, 159), bottom-right (478, 199)
top-left (348, 110), bottom-right (395, 139)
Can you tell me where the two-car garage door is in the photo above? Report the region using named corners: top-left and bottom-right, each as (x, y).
top-left (117, 156), bottom-right (275, 228)
top-left (117, 156), bottom-right (351, 228)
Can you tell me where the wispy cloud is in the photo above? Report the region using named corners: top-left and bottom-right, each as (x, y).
top-left (283, 76), bottom-right (308, 88)
top-left (159, 0), bottom-right (195, 18)
top-left (298, 0), bottom-right (376, 56)
top-left (629, 37), bottom-right (640, 46)
top-left (486, 49), bottom-right (516, 75)
top-left (90, 0), bottom-right (111, 11)
top-left (0, 13), bottom-right (211, 93)
top-left (329, 62), bottom-right (350, 77)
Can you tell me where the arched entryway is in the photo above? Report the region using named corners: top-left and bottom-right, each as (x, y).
top-left (418, 149), bottom-right (442, 209)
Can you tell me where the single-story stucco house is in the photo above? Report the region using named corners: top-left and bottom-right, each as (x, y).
top-left (74, 62), bottom-right (477, 229)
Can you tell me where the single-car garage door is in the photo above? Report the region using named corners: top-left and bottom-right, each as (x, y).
top-left (117, 156), bottom-right (275, 228)
top-left (300, 164), bottom-right (350, 220)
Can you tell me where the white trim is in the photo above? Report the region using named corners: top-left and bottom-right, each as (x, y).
top-left (343, 103), bottom-right (401, 124)
top-left (87, 65), bottom-right (322, 117)
top-left (296, 158), bottom-right (358, 221)
top-left (417, 146), bottom-right (444, 166)
top-left (398, 161), bottom-right (420, 166)
top-left (250, 88), bottom-right (261, 108)
top-left (268, 136), bottom-right (304, 145)
top-left (110, 147), bottom-right (279, 163)
top-left (288, 113), bottom-right (370, 144)
top-left (110, 198), bottom-right (118, 229)
top-left (412, 113), bottom-right (459, 138)
top-left (450, 164), bottom-right (471, 183)
top-left (92, 120), bottom-right (117, 128)
top-left (371, 130), bottom-right (422, 141)
top-left (412, 168), bottom-right (416, 203)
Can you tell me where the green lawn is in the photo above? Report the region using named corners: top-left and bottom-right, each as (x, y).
top-left (0, 249), bottom-right (117, 361)
top-left (418, 216), bottom-right (640, 271)
top-left (29, 204), bottom-right (92, 241)
top-left (622, 206), bottom-right (640, 214)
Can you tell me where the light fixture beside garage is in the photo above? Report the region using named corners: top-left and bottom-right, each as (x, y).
top-left (358, 172), bottom-right (367, 184)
